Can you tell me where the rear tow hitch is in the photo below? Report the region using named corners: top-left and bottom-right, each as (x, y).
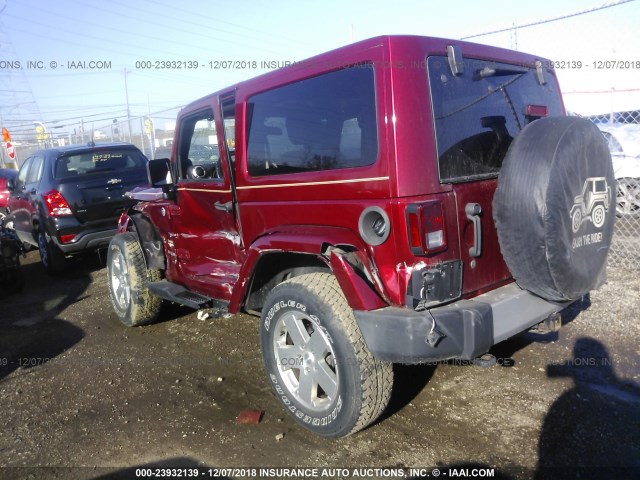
top-left (531, 312), bottom-right (562, 334)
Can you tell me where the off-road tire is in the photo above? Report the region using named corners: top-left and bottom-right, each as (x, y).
top-left (260, 272), bottom-right (393, 438)
top-left (37, 230), bottom-right (66, 274)
top-left (107, 232), bottom-right (162, 327)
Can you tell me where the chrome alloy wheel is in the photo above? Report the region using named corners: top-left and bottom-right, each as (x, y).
top-left (273, 311), bottom-right (338, 412)
top-left (110, 249), bottom-right (131, 310)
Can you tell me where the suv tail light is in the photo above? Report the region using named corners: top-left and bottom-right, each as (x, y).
top-left (526, 104), bottom-right (548, 118)
top-left (43, 190), bottom-right (73, 216)
top-left (406, 201), bottom-right (447, 255)
top-left (60, 234), bottom-right (76, 244)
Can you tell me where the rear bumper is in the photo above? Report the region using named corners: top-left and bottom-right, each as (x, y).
top-left (50, 228), bottom-right (117, 254)
top-left (354, 282), bottom-right (570, 363)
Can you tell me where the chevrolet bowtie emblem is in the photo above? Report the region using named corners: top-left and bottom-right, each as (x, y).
top-left (107, 178), bottom-right (122, 184)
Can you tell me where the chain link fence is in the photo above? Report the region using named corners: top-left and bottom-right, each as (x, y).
top-left (570, 110), bottom-right (640, 269)
top-left (0, 109), bottom-right (180, 169)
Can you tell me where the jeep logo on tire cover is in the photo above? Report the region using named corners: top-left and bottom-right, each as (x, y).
top-left (570, 177), bottom-right (611, 234)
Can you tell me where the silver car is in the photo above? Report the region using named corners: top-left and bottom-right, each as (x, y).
top-left (598, 123), bottom-right (640, 216)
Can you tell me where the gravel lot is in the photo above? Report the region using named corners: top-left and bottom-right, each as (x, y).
top-left (1, 251), bottom-right (639, 480)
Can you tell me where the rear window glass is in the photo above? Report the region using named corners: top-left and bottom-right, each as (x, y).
top-left (428, 56), bottom-right (563, 183)
top-left (246, 65), bottom-right (378, 176)
top-left (55, 149), bottom-right (147, 179)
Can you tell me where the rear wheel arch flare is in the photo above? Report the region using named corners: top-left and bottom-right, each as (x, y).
top-left (244, 252), bottom-right (330, 312)
top-left (129, 213), bottom-right (166, 270)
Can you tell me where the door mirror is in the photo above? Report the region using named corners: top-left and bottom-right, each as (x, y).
top-left (6, 178), bottom-right (15, 191)
top-left (147, 158), bottom-right (174, 188)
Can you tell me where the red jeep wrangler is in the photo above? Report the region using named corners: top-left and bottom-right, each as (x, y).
top-left (107, 36), bottom-right (614, 438)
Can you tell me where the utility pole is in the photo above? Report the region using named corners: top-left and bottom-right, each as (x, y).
top-left (147, 94), bottom-right (156, 159)
top-left (124, 68), bottom-right (133, 143)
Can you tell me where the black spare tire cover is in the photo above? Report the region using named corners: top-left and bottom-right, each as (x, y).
top-left (493, 116), bottom-right (615, 302)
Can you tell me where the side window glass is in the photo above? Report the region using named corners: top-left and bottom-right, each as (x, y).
top-left (16, 157), bottom-right (33, 188)
top-left (177, 109), bottom-right (222, 181)
top-left (246, 65), bottom-right (378, 176)
top-left (26, 155), bottom-right (44, 184)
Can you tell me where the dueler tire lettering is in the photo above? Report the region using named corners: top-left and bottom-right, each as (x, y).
top-left (107, 232), bottom-right (162, 327)
top-left (259, 272), bottom-right (393, 438)
top-left (494, 117), bottom-right (615, 301)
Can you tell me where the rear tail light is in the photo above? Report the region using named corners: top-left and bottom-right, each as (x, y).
top-left (526, 104), bottom-right (548, 118)
top-left (406, 201), bottom-right (447, 255)
top-left (43, 190), bottom-right (72, 216)
top-left (60, 234), bottom-right (76, 244)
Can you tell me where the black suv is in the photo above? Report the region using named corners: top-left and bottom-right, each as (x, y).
top-left (7, 142), bottom-right (148, 273)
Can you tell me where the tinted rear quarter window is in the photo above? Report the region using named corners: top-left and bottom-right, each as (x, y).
top-left (16, 157), bottom-right (33, 188)
top-left (55, 149), bottom-right (146, 179)
top-left (26, 155), bottom-right (44, 184)
top-left (428, 56), bottom-right (563, 183)
top-left (246, 65), bottom-right (378, 176)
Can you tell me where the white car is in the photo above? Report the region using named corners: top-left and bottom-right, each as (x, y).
top-left (597, 123), bottom-right (640, 216)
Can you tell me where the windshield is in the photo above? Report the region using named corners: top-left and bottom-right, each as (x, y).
top-left (55, 148), bottom-right (147, 179)
top-left (428, 56), bottom-right (563, 182)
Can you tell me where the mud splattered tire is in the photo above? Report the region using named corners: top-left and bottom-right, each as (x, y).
top-left (494, 117), bottom-right (616, 302)
top-left (260, 272), bottom-right (393, 437)
top-left (107, 232), bottom-right (162, 327)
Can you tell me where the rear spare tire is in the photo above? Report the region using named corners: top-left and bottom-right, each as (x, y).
top-left (494, 117), bottom-right (615, 302)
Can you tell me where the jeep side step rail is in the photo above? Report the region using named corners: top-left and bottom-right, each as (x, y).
top-left (148, 280), bottom-right (229, 311)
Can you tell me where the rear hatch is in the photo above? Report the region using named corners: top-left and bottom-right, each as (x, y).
top-left (427, 54), bottom-right (564, 296)
top-left (54, 147), bottom-right (148, 223)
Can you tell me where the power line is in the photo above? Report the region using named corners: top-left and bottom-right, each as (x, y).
top-left (462, 0), bottom-right (636, 39)
top-left (563, 88), bottom-right (640, 94)
top-left (147, 0), bottom-right (317, 49)
top-left (3, 12), bottom-right (211, 61)
top-left (73, 0), bottom-right (283, 56)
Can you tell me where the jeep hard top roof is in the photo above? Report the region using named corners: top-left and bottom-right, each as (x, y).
top-left (180, 35), bottom-right (555, 113)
